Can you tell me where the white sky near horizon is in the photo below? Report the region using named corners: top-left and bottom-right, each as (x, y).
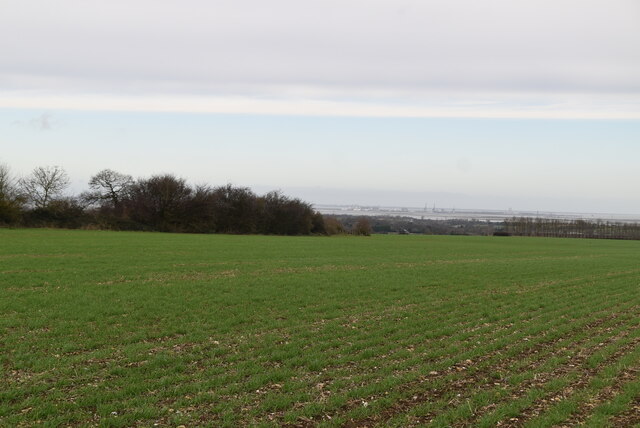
top-left (1, 0), bottom-right (640, 213)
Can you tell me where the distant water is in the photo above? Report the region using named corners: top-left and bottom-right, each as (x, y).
top-left (315, 205), bottom-right (640, 224)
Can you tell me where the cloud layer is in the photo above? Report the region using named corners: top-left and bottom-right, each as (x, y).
top-left (2, 0), bottom-right (639, 117)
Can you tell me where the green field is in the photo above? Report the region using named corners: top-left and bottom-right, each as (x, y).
top-left (1, 229), bottom-right (639, 427)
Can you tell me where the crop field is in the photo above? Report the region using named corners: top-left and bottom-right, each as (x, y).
top-left (1, 229), bottom-right (639, 427)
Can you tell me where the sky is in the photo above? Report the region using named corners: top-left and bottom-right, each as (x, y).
top-left (1, 0), bottom-right (640, 213)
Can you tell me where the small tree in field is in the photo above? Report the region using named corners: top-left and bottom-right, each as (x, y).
top-left (324, 216), bottom-right (346, 235)
top-left (353, 217), bottom-right (372, 236)
top-left (20, 165), bottom-right (70, 209)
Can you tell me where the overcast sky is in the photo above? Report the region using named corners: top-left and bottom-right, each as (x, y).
top-left (2, 0), bottom-right (640, 212)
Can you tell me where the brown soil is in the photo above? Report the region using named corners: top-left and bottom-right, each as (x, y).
top-left (339, 308), bottom-right (637, 428)
top-left (607, 394), bottom-right (640, 427)
top-left (562, 363), bottom-right (639, 426)
top-left (499, 335), bottom-right (640, 427)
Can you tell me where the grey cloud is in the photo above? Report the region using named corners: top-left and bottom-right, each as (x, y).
top-left (10, 113), bottom-right (54, 131)
top-left (1, 0), bottom-right (639, 99)
top-left (30, 113), bottom-right (53, 130)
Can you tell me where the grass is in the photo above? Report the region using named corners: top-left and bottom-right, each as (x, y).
top-left (1, 228), bottom-right (639, 427)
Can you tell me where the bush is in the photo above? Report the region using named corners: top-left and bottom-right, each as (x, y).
top-left (323, 216), bottom-right (346, 235)
top-left (353, 217), bottom-right (373, 236)
top-left (23, 198), bottom-right (86, 229)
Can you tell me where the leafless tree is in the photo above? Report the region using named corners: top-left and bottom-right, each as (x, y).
top-left (211, 184), bottom-right (258, 234)
top-left (0, 163), bottom-right (17, 200)
top-left (504, 217), bottom-right (640, 240)
top-left (257, 190), bottom-right (315, 235)
top-left (83, 169), bottom-right (133, 208)
top-left (0, 163), bottom-right (25, 223)
top-left (125, 174), bottom-right (193, 231)
top-left (20, 165), bottom-right (70, 209)
top-left (323, 216), bottom-right (346, 235)
top-left (353, 217), bottom-right (372, 236)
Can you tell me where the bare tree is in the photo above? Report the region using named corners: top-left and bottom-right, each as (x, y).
top-left (83, 169), bottom-right (133, 208)
top-left (125, 174), bottom-right (192, 231)
top-left (0, 163), bottom-right (17, 201)
top-left (257, 190), bottom-right (315, 235)
top-left (353, 217), bottom-right (372, 236)
top-left (20, 165), bottom-right (70, 209)
top-left (323, 216), bottom-right (346, 235)
top-left (211, 184), bottom-right (258, 234)
top-left (0, 163), bottom-right (25, 223)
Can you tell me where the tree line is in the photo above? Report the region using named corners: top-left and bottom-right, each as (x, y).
top-left (502, 217), bottom-right (640, 240)
top-left (0, 164), bottom-right (374, 235)
top-left (333, 215), bottom-right (495, 236)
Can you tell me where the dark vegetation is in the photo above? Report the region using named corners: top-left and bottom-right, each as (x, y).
top-left (503, 217), bottom-right (640, 240)
top-left (0, 164), bottom-right (329, 235)
top-left (335, 215), bottom-right (496, 236)
top-left (4, 164), bottom-right (640, 240)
